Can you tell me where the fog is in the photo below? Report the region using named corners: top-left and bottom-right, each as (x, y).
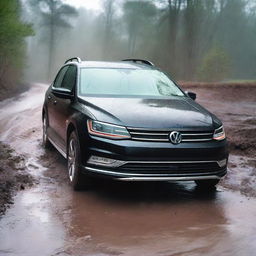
top-left (3, 0), bottom-right (256, 93)
top-left (1, 2), bottom-right (256, 254)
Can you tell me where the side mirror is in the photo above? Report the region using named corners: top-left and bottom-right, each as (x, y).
top-left (186, 91), bottom-right (197, 100)
top-left (52, 88), bottom-right (74, 100)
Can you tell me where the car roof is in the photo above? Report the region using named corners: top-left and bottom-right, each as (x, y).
top-left (67, 61), bottom-right (156, 70)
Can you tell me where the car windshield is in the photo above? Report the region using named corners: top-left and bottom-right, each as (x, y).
top-left (79, 68), bottom-right (184, 97)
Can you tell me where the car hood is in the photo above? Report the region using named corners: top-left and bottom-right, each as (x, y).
top-left (78, 96), bottom-right (215, 130)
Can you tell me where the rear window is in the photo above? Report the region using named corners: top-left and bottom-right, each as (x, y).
top-left (79, 68), bottom-right (184, 97)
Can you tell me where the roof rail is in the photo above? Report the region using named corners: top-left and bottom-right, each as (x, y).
top-left (65, 57), bottom-right (82, 64)
top-left (122, 59), bottom-right (154, 66)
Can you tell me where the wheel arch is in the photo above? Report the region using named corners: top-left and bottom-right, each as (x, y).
top-left (66, 114), bottom-right (90, 165)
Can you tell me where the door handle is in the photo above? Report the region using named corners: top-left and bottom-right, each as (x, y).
top-left (53, 100), bottom-right (57, 105)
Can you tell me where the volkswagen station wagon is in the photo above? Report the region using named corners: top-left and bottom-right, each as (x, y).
top-left (42, 57), bottom-right (228, 190)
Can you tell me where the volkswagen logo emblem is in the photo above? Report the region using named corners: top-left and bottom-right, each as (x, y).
top-left (169, 131), bottom-right (182, 144)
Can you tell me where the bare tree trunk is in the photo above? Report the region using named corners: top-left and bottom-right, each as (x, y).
top-left (47, 0), bottom-right (55, 81)
top-left (128, 25), bottom-right (138, 56)
top-left (183, 0), bottom-right (202, 80)
top-left (103, 0), bottom-right (114, 59)
top-left (167, 0), bottom-right (182, 74)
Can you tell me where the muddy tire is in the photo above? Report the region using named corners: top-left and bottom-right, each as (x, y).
top-left (67, 131), bottom-right (92, 191)
top-left (195, 179), bottom-right (220, 188)
top-left (42, 115), bottom-right (51, 149)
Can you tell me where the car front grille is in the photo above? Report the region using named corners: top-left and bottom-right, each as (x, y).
top-left (120, 161), bottom-right (221, 174)
top-left (127, 127), bottom-right (213, 142)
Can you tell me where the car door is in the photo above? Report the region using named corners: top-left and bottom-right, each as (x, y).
top-left (47, 65), bottom-right (69, 146)
top-left (52, 65), bottom-right (77, 148)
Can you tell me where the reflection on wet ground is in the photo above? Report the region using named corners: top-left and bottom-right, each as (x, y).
top-left (2, 176), bottom-right (256, 256)
top-left (61, 181), bottom-right (256, 256)
top-left (0, 186), bottom-right (65, 256)
top-left (0, 84), bottom-right (256, 256)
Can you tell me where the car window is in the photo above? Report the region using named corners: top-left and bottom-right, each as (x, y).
top-left (79, 68), bottom-right (184, 97)
top-left (61, 65), bottom-right (77, 91)
top-left (53, 66), bottom-right (69, 88)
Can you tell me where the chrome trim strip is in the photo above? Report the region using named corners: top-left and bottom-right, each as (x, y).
top-left (87, 159), bottom-right (218, 167)
top-left (126, 160), bottom-right (217, 164)
top-left (182, 133), bottom-right (213, 136)
top-left (128, 128), bottom-right (213, 142)
top-left (84, 167), bottom-right (222, 181)
top-left (118, 176), bottom-right (221, 181)
top-left (130, 132), bottom-right (212, 136)
top-left (131, 137), bottom-right (169, 141)
top-left (127, 127), bottom-right (213, 132)
top-left (131, 137), bottom-right (212, 142)
top-left (182, 138), bottom-right (212, 142)
top-left (129, 132), bottom-right (169, 136)
top-left (48, 136), bottom-right (67, 158)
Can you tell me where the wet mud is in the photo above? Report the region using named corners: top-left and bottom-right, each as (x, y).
top-left (182, 84), bottom-right (256, 197)
top-left (0, 143), bottom-right (34, 215)
top-left (0, 83), bottom-right (256, 256)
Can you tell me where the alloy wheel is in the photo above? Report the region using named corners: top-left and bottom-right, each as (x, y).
top-left (43, 117), bottom-right (47, 144)
top-left (68, 139), bottom-right (76, 182)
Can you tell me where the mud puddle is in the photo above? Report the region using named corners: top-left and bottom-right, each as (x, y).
top-left (0, 84), bottom-right (256, 256)
top-left (0, 186), bottom-right (65, 256)
top-left (1, 179), bottom-right (256, 256)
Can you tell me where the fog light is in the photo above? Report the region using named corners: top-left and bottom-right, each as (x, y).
top-left (217, 159), bottom-right (227, 167)
top-left (87, 155), bottom-right (126, 167)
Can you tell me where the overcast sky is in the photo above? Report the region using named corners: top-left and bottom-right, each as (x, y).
top-left (63, 0), bottom-right (103, 11)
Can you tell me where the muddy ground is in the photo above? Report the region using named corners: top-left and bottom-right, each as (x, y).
top-left (180, 83), bottom-right (256, 197)
top-left (0, 143), bottom-right (34, 215)
top-left (0, 83), bottom-right (256, 256)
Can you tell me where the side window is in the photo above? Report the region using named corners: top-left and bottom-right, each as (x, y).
top-left (53, 66), bottom-right (69, 88)
top-left (61, 65), bottom-right (77, 91)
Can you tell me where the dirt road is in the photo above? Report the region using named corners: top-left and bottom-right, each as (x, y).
top-left (0, 83), bottom-right (256, 256)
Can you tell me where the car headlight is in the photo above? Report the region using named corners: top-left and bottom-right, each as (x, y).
top-left (87, 120), bottom-right (130, 139)
top-left (213, 126), bottom-right (226, 141)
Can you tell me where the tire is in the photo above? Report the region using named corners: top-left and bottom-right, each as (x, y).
top-left (42, 114), bottom-right (51, 149)
top-left (195, 179), bottom-right (220, 188)
top-left (67, 131), bottom-right (92, 191)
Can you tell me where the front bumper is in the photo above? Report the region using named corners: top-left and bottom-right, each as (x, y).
top-left (80, 135), bottom-right (228, 181)
top-left (81, 160), bottom-right (227, 181)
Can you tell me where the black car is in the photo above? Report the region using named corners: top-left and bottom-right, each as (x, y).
top-left (42, 57), bottom-right (228, 190)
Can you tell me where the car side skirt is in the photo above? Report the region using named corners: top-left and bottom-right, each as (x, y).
top-left (48, 136), bottom-right (67, 158)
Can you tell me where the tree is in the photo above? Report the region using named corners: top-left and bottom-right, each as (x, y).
top-left (24, 0), bottom-right (256, 82)
top-left (158, 0), bottom-right (184, 75)
top-left (30, 0), bottom-right (78, 80)
top-left (197, 45), bottom-right (231, 82)
top-left (123, 1), bottom-right (157, 56)
top-left (214, 0), bottom-right (249, 79)
top-left (182, 0), bottom-right (205, 79)
top-left (102, 0), bottom-right (115, 58)
top-left (0, 0), bottom-right (33, 97)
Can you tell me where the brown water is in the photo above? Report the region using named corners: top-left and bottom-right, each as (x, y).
top-left (0, 84), bottom-right (256, 256)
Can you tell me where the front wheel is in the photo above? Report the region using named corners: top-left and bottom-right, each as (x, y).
top-left (67, 131), bottom-right (92, 191)
top-left (195, 179), bottom-right (220, 188)
top-left (42, 115), bottom-right (51, 148)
